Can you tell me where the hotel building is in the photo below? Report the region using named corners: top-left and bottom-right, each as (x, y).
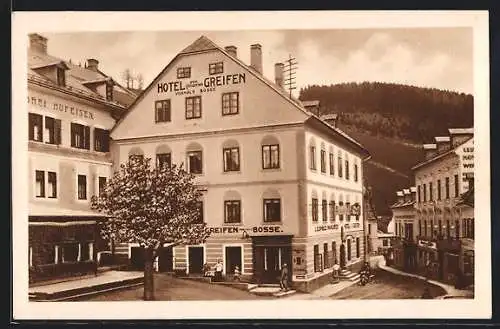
top-left (110, 36), bottom-right (370, 292)
top-left (27, 33), bottom-right (136, 282)
top-left (412, 128), bottom-right (474, 286)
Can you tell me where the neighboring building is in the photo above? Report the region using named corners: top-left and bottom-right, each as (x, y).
top-left (110, 36), bottom-right (370, 292)
top-left (27, 33), bottom-right (136, 283)
top-left (376, 230), bottom-right (394, 255)
top-left (390, 187), bottom-right (417, 271)
top-left (363, 183), bottom-right (378, 256)
top-left (412, 128), bottom-right (474, 285)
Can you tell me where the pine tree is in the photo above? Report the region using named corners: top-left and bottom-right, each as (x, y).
top-left (91, 157), bottom-right (210, 300)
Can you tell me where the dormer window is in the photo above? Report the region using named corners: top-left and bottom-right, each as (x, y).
top-left (56, 67), bottom-right (66, 87)
top-left (106, 82), bottom-right (113, 101)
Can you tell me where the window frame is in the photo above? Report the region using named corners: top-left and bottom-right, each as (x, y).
top-left (445, 177), bottom-right (450, 199)
top-left (311, 198), bottom-right (319, 222)
top-left (94, 128), bottom-right (110, 152)
top-left (309, 146), bottom-right (317, 170)
top-left (261, 144), bottom-right (280, 170)
top-left (329, 152), bottom-right (334, 176)
top-left (155, 99), bottom-right (171, 123)
top-left (263, 198), bottom-right (281, 223)
top-left (35, 170), bottom-right (45, 198)
top-left (29, 113), bottom-right (43, 142)
top-left (223, 147), bottom-right (240, 172)
top-left (70, 122), bottom-right (90, 150)
top-left (338, 154), bottom-right (343, 178)
top-left (185, 96), bottom-right (202, 120)
top-left (156, 152), bottom-right (172, 170)
top-left (47, 171), bottom-right (57, 199)
top-left (321, 199), bottom-right (328, 222)
top-left (224, 200), bottom-right (241, 224)
top-left (320, 149), bottom-right (326, 173)
top-left (98, 176), bottom-right (107, 196)
top-left (187, 150), bottom-right (203, 174)
top-left (209, 62), bottom-right (224, 75)
top-left (193, 201), bottom-right (204, 224)
top-left (454, 174), bottom-right (459, 197)
top-left (177, 66), bottom-right (191, 79)
top-left (44, 116), bottom-right (61, 145)
top-left (354, 163), bottom-right (359, 182)
top-left (345, 158), bottom-right (350, 180)
top-left (77, 174), bottom-right (87, 200)
top-left (222, 92), bottom-right (240, 115)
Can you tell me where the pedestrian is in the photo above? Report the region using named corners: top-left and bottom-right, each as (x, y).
top-left (233, 265), bottom-right (241, 282)
top-left (202, 262), bottom-right (210, 277)
top-left (214, 259), bottom-right (223, 282)
top-left (332, 260), bottom-right (340, 283)
top-left (280, 263), bottom-right (289, 291)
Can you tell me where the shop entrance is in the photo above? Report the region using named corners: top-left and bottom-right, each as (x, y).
top-left (252, 236), bottom-right (292, 284)
top-left (158, 246), bottom-right (173, 272)
top-left (188, 246), bottom-right (204, 275)
top-left (225, 246), bottom-right (242, 275)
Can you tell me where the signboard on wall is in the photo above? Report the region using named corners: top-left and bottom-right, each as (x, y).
top-left (455, 139), bottom-right (474, 190)
top-left (157, 73), bottom-right (247, 96)
top-left (28, 93), bottom-right (96, 120)
top-left (292, 246), bottom-right (307, 275)
top-left (205, 225), bottom-right (284, 235)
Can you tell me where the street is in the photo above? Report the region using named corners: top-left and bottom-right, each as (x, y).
top-left (330, 269), bottom-right (447, 299)
top-left (79, 274), bottom-right (273, 301)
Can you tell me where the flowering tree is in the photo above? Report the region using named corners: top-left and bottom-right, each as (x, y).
top-left (91, 156), bottom-right (210, 300)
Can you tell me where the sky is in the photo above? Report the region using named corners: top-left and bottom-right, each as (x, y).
top-left (42, 28), bottom-right (473, 96)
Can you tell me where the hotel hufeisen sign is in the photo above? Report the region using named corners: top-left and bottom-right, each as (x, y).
top-left (157, 73), bottom-right (247, 96)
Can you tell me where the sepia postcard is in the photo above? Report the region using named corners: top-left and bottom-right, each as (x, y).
top-left (11, 10), bottom-right (491, 320)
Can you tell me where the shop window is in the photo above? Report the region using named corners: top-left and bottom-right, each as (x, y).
top-left (185, 96), bottom-right (202, 119)
top-left (80, 242), bottom-right (93, 261)
top-left (45, 116), bottom-right (61, 145)
top-left (98, 176), bottom-right (107, 196)
top-left (311, 198), bottom-right (318, 222)
top-left (347, 239), bottom-right (352, 261)
top-left (262, 144), bottom-right (280, 169)
top-left (35, 170), bottom-right (45, 198)
top-left (222, 92), bottom-right (239, 115)
top-left (194, 201), bottom-right (204, 224)
top-left (94, 128), bottom-right (110, 152)
top-left (263, 199), bottom-right (281, 222)
top-left (155, 99), bottom-right (171, 123)
top-left (61, 243), bottom-right (79, 263)
top-left (47, 171), bottom-right (57, 198)
top-left (356, 237), bottom-right (360, 258)
top-left (309, 146), bottom-right (316, 170)
top-left (322, 199), bottom-right (328, 222)
top-left (329, 152), bottom-right (334, 176)
top-left (209, 62), bottom-right (224, 75)
top-left (320, 150), bottom-right (326, 173)
top-left (77, 174), bottom-right (87, 200)
top-left (223, 147), bottom-right (240, 172)
top-left (177, 66), bottom-right (191, 79)
top-left (71, 123), bottom-right (90, 149)
top-left (337, 153), bottom-right (343, 178)
top-left (224, 200), bottom-right (241, 224)
top-left (29, 113), bottom-right (43, 142)
top-left (188, 151), bottom-right (203, 174)
top-left (156, 153), bottom-right (171, 169)
top-left (38, 244), bottom-right (56, 265)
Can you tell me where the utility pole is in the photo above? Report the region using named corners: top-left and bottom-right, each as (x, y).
top-left (283, 54), bottom-right (298, 98)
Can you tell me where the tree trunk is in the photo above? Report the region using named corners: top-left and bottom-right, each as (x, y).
top-left (143, 247), bottom-right (155, 301)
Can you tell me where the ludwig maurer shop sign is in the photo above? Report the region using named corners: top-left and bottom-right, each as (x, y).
top-left (157, 73), bottom-right (247, 96)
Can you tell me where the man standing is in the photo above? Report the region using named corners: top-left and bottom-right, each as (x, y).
top-left (214, 259), bottom-right (223, 282)
top-left (280, 263), bottom-right (289, 291)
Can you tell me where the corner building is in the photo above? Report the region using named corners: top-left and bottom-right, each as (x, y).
top-left (110, 36), bottom-right (370, 292)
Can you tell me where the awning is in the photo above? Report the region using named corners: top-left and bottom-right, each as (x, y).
top-left (29, 203), bottom-right (108, 217)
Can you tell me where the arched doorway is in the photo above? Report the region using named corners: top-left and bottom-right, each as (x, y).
top-left (340, 243), bottom-right (346, 268)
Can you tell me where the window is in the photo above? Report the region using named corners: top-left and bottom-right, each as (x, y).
top-left (320, 150), bottom-right (326, 173)
top-left (368, 223), bottom-right (372, 235)
top-left (338, 154), bottom-right (343, 178)
top-left (455, 220), bottom-right (460, 238)
top-left (263, 199), bottom-right (281, 222)
top-left (423, 184), bottom-right (427, 202)
top-left (222, 92), bottom-right (239, 115)
top-left (61, 243), bottom-right (78, 263)
top-left (106, 83), bottom-right (113, 101)
top-left (94, 128), bottom-right (110, 152)
top-left (185, 96), bottom-right (202, 119)
top-left (156, 153), bottom-right (171, 169)
top-left (354, 163), bottom-right (358, 182)
top-left (345, 158), bottom-right (350, 180)
top-left (347, 240), bottom-right (352, 261)
top-left (311, 198), bottom-right (318, 222)
top-left (71, 123), bottom-right (90, 149)
top-left (155, 99), bottom-right (171, 123)
top-left (56, 67), bottom-right (66, 87)
top-left (356, 237), bottom-right (360, 258)
top-left (224, 200), bottom-right (241, 223)
top-left (338, 201), bottom-right (344, 221)
top-left (77, 174), bottom-right (87, 200)
top-left (98, 177), bottom-right (107, 196)
top-left (323, 243), bottom-right (329, 268)
top-left (209, 62), bottom-right (224, 75)
top-left (177, 67), bottom-right (191, 79)
top-left (80, 242), bottom-right (93, 261)
top-left (445, 177), bottom-right (450, 199)
top-left (188, 151), bottom-right (203, 174)
top-left (463, 218), bottom-right (474, 239)
top-left (345, 202), bottom-right (351, 221)
top-left (262, 144), bottom-right (280, 169)
top-left (437, 180), bottom-right (442, 200)
top-left (429, 182), bottom-right (433, 201)
top-left (329, 153), bottom-right (334, 176)
top-left (194, 201), bottom-right (204, 224)
top-left (329, 201), bottom-right (336, 221)
top-left (417, 185), bottom-right (421, 203)
top-left (382, 239), bottom-right (388, 247)
top-left (322, 199), bottom-right (328, 222)
top-left (35, 170), bottom-right (45, 197)
top-left (47, 172), bottom-right (57, 198)
top-left (223, 147), bottom-right (240, 172)
top-left (313, 244), bottom-right (322, 272)
top-left (454, 174), bottom-right (459, 197)
top-left (29, 113), bottom-right (43, 142)
top-left (310, 146), bottom-right (316, 170)
top-left (45, 117), bottom-right (61, 145)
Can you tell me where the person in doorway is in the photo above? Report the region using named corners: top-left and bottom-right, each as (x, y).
top-left (280, 263), bottom-right (289, 291)
top-left (214, 259), bottom-right (223, 282)
top-left (332, 260), bottom-right (340, 283)
top-left (233, 265), bottom-right (241, 282)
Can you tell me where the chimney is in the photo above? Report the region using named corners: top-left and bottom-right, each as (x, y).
top-left (274, 63), bottom-right (284, 88)
top-left (434, 136), bottom-right (451, 153)
top-left (250, 44), bottom-right (263, 74)
top-left (396, 191), bottom-right (404, 203)
top-left (225, 45), bottom-right (237, 58)
top-left (28, 33), bottom-right (48, 54)
top-left (449, 128), bottom-right (474, 147)
top-left (423, 143), bottom-right (437, 160)
top-left (86, 58), bottom-right (99, 71)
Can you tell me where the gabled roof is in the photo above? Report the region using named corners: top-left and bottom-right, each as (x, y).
top-left (179, 35), bottom-right (219, 55)
top-left (412, 136), bottom-right (473, 171)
